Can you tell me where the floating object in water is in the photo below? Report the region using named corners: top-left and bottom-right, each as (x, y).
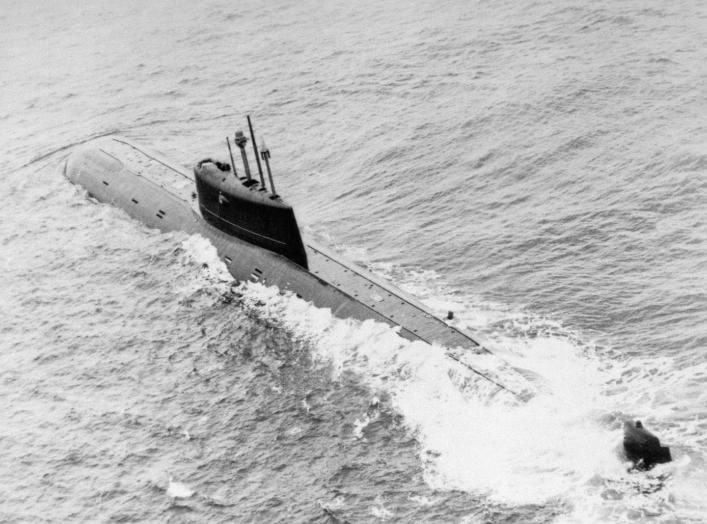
top-left (623, 420), bottom-right (672, 470)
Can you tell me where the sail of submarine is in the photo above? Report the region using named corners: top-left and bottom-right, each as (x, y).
top-left (64, 116), bottom-right (516, 393)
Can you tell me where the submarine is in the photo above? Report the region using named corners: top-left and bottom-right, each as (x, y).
top-left (64, 117), bottom-right (495, 357)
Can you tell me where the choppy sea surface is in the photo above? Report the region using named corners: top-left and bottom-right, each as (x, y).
top-left (1, 0), bottom-right (706, 522)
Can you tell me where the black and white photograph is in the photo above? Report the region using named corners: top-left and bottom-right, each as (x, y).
top-left (1, 0), bottom-right (705, 522)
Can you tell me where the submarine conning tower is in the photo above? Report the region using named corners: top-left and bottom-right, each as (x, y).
top-left (193, 115), bottom-right (308, 268)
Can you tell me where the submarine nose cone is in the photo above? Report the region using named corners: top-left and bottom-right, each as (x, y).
top-left (623, 420), bottom-right (672, 470)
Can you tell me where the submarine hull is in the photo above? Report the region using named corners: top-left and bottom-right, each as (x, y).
top-left (64, 136), bottom-right (484, 351)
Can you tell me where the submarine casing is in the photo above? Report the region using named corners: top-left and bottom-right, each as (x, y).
top-left (64, 136), bottom-right (484, 351)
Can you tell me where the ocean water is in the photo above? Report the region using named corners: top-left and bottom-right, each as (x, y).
top-left (1, 0), bottom-right (706, 522)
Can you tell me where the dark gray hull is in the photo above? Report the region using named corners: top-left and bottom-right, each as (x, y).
top-left (65, 136), bottom-right (484, 352)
